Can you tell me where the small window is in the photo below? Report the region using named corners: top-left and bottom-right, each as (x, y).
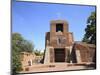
top-left (57, 37), bottom-right (61, 45)
top-left (28, 61), bottom-right (32, 66)
top-left (56, 23), bottom-right (63, 32)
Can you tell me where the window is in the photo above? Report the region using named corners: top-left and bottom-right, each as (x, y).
top-left (57, 37), bottom-right (61, 45)
top-left (28, 61), bottom-right (31, 66)
top-left (56, 23), bottom-right (63, 32)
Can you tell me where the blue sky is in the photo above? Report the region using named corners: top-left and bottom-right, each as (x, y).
top-left (12, 1), bottom-right (95, 51)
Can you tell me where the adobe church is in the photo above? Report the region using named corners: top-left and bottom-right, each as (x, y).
top-left (44, 20), bottom-right (95, 64)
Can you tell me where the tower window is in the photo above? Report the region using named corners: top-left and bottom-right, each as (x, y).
top-left (56, 23), bottom-right (63, 32)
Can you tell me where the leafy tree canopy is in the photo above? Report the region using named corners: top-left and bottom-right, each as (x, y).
top-left (34, 49), bottom-right (44, 56)
top-left (82, 11), bottom-right (96, 45)
top-left (12, 33), bottom-right (34, 74)
top-left (12, 33), bottom-right (34, 53)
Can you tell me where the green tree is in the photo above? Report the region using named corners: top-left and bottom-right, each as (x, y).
top-left (82, 11), bottom-right (96, 45)
top-left (34, 49), bottom-right (41, 56)
top-left (12, 33), bottom-right (23, 74)
top-left (34, 49), bottom-right (44, 56)
top-left (12, 33), bottom-right (34, 74)
top-left (12, 33), bottom-right (34, 53)
top-left (21, 40), bottom-right (34, 53)
top-left (12, 48), bottom-right (22, 75)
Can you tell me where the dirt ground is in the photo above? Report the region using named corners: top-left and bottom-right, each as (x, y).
top-left (18, 63), bottom-right (95, 74)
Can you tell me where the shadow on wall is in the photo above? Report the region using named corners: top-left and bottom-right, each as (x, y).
top-left (70, 43), bottom-right (77, 63)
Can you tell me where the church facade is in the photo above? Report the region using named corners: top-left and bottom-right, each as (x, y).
top-left (44, 20), bottom-right (95, 65)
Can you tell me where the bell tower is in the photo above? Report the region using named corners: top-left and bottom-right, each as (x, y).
top-left (44, 20), bottom-right (74, 63)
